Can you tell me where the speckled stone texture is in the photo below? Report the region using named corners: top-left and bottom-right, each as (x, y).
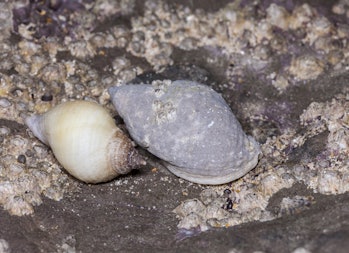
top-left (1, 0), bottom-right (349, 252)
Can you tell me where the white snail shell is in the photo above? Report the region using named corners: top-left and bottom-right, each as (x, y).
top-left (25, 101), bottom-right (145, 183)
top-left (109, 80), bottom-right (261, 185)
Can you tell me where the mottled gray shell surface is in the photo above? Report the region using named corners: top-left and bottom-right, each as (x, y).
top-left (109, 80), bottom-right (260, 185)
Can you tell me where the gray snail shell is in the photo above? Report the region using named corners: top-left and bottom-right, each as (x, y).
top-left (108, 80), bottom-right (260, 185)
top-left (25, 101), bottom-right (145, 183)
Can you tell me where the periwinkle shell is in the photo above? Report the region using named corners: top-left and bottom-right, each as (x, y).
top-left (109, 80), bottom-right (260, 185)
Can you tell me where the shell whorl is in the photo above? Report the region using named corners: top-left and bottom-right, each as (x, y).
top-left (109, 80), bottom-right (261, 185)
top-left (25, 100), bottom-right (146, 184)
top-left (107, 129), bottom-right (146, 175)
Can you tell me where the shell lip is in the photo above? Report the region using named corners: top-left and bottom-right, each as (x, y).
top-left (163, 154), bottom-right (260, 185)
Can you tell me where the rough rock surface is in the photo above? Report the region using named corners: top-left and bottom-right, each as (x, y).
top-left (1, 0), bottom-right (349, 252)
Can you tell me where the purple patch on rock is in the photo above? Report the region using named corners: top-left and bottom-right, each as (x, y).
top-left (12, 0), bottom-right (85, 39)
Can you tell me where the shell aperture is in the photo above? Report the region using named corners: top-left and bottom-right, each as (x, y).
top-left (109, 80), bottom-right (260, 185)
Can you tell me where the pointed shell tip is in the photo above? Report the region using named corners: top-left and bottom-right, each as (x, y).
top-left (25, 114), bottom-right (49, 145)
top-left (129, 151), bottom-right (147, 167)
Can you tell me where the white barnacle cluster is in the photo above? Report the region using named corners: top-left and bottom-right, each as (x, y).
top-left (151, 80), bottom-right (177, 124)
top-left (299, 94), bottom-right (349, 194)
top-left (0, 123), bottom-right (75, 215)
top-left (173, 166), bottom-right (295, 231)
top-left (173, 186), bottom-right (276, 231)
top-left (174, 93), bottom-right (349, 231)
top-left (152, 79), bottom-right (171, 97)
top-left (277, 195), bottom-right (315, 217)
top-left (128, 1), bottom-right (349, 88)
top-left (0, 1), bottom-right (141, 216)
top-left (152, 100), bottom-right (176, 124)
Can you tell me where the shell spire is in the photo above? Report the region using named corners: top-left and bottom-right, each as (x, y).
top-left (128, 149), bottom-right (147, 169)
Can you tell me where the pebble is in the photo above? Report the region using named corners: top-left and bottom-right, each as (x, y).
top-left (0, 97), bottom-right (11, 108)
top-left (17, 154), bottom-right (26, 164)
